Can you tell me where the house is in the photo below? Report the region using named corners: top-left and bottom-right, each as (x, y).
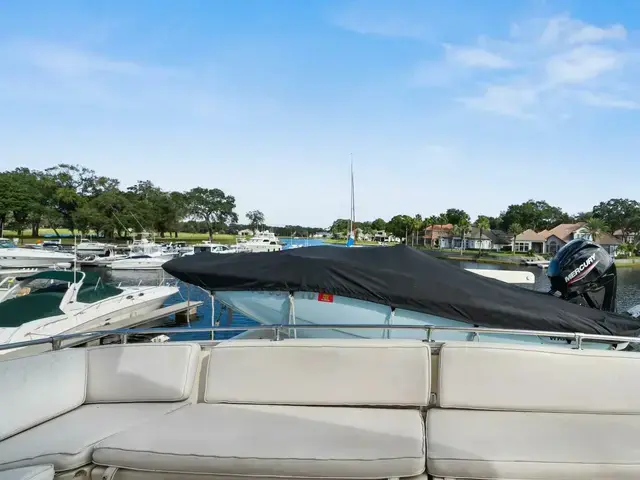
top-left (439, 227), bottom-right (493, 250)
top-left (541, 223), bottom-right (620, 256)
top-left (485, 229), bottom-right (513, 251)
top-left (423, 224), bottom-right (453, 247)
top-left (373, 231), bottom-right (390, 242)
top-left (312, 231), bottom-right (330, 238)
top-left (614, 229), bottom-right (636, 243)
top-left (238, 229), bottom-right (253, 236)
top-left (514, 229), bottom-right (547, 254)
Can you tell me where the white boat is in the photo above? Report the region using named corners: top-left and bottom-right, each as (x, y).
top-left (75, 238), bottom-right (115, 256)
top-left (109, 238), bottom-right (176, 270)
top-left (183, 242), bottom-right (238, 256)
top-left (2, 323), bottom-right (640, 480)
top-left (0, 269), bottom-right (178, 353)
top-left (236, 231), bottom-right (282, 253)
top-left (163, 242), bottom-right (640, 350)
top-left (0, 239), bottom-right (75, 268)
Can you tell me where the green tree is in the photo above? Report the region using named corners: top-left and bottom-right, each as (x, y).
top-left (585, 217), bottom-right (608, 242)
top-left (509, 222), bottom-right (523, 253)
top-left (592, 198), bottom-right (640, 236)
top-left (386, 215), bottom-right (413, 242)
top-left (454, 219), bottom-right (472, 255)
top-left (444, 208), bottom-right (469, 226)
top-left (186, 188), bottom-right (238, 242)
top-left (246, 210), bottom-right (266, 233)
top-left (371, 218), bottom-right (386, 231)
top-left (329, 219), bottom-right (350, 238)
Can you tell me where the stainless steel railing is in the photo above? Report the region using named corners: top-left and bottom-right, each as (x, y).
top-left (0, 323), bottom-right (638, 352)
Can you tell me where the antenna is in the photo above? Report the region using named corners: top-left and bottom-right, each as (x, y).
top-left (350, 154), bottom-right (355, 235)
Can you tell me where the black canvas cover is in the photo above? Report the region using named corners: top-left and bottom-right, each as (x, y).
top-left (163, 245), bottom-right (640, 336)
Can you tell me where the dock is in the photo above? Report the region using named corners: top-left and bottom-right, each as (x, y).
top-left (0, 300), bottom-right (203, 360)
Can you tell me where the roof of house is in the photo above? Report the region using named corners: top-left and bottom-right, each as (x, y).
top-left (515, 229), bottom-right (546, 242)
top-left (438, 226), bottom-right (491, 240)
top-left (425, 224), bottom-right (453, 231)
top-left (540, 222), bottom-right (586, 242)
top-left (485, 229), bottom-right (513, 244)
top-left (597, 232), bottom-right (621, 245)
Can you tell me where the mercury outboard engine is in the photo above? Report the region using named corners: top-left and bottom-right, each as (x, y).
top-left (547, 239), bottom-right (617, 312)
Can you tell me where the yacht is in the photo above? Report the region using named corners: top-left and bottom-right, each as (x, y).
top-left (75, 238), bottom-right (115, 257)
top-left (108, 238), bottom-right (177, 271)
top-left (183, 242), bottom-right (238, 256)
top-left (236, 231), bottom-right (282, 253)
top-left (163, 241), bottom-right (640, 350)
top-left (0, 269), bottom-right (178, 351)
top-left (0, 238), bottom-right (75, 268)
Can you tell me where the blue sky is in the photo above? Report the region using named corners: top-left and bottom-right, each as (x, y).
top-left (2, 0), bottom-right (640, 227)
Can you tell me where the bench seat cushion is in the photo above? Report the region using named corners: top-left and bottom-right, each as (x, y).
top-left (427, 408), bottom-right (640, 479)
top-left (94, 403), bottom-right (426, 478)
top-left (0, 465), bottom-right (53, 480)
top-left (0, 404), bottom-right (186, 472)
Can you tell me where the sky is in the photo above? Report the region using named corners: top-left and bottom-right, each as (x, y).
top-left (2, 0), bottom-right (640, 228)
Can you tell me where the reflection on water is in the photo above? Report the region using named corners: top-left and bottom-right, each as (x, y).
top-left (451, 260), bottom-right (640, 312)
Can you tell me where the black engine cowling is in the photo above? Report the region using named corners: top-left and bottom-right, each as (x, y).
top-left (547, 238), bottom-right (617, 312)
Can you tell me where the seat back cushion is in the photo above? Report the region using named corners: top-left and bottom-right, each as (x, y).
top-left (204, 339), bottom-right (431, 406)
top-left (0, 349), bottom-right (86, 441)
top-left (85, 343), bottom-right (201, 403)
top-left (438, 342), bottom-right (640, 413)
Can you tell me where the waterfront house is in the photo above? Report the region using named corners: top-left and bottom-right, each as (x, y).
top-left (439, 227), bottom-right (493, 250)
top-left (541, 223), bottom-right (620, 256)
top-left (485, 229), bottom-right (513, 251)
top-left (373, 231), bottom-right (390, 242)
top-left (423, 224), bottom-right (453, 247)
top-left (238, 229), bottom-right (253, 236)
top-left (614, 229), bottom-right (636, 243)
top-left (514, 229), bottom-right (546, 254)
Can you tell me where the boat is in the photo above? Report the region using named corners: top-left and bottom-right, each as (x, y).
top-left (235, 231), bottom-right (282, 253)
top-left (2, 322), bottom-right (640, 480)
top-left (108, 237), bottom-right (177, 270)
top-left (75, 238), bottom-right (115, 257)
top-left (182, 242), bottom-right (238, 256)
top-left (163, 241), bottom-right (640, 349)
top-left (0, 238), bottom-right (76, 268)
top-left (0, 269), bottom-right (178, 353)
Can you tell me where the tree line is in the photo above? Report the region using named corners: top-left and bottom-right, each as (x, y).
top-left (0, 164), bottom-right (324, 241)
top-left (330, 199), bottom-right (640, 247)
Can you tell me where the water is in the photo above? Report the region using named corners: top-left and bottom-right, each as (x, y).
top-left (99, 246), bottom-right (640, 342)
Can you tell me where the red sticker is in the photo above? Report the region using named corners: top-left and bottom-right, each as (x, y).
top-left (317, 293), bottom-right (334, 303)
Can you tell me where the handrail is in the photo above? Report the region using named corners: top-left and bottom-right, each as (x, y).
top-left (0, 323), bottom-right (638, 352)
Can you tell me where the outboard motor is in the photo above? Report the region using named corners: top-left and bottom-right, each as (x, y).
top-left (547, 239), bottom-right (617, 312)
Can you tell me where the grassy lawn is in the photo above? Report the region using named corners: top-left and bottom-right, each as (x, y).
top-left (1, 229), bottom-right (238, 245)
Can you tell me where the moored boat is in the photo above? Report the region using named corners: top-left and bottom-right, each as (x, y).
top-left (163, 241), bottom-right (640, 349)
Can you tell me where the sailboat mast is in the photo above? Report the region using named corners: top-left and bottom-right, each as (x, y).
top-left (350, 154), bottom-right (355, 235)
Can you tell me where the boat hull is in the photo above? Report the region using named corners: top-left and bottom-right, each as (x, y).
top-left (216, 290), bottom-right (619, 349)
top-left (0, 253), bottom-right (75, 268)
top-left (109, 258), bottom-right (168, 270)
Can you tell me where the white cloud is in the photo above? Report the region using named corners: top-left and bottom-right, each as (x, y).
top-left (417, 14), bottom-right (639, 118)
top-left (444, 45), bottom-right (513, 69)
top-left (545, 45), bottom-right (621, 84)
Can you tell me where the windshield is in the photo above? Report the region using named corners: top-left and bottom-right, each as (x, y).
top-left (2, 278), bottom-right (70, 302)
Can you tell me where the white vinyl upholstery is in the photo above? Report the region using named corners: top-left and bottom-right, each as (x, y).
top-left (86, 344), bottom-right (201, 403)
top-left (0, 465), bottom-right (54, 480)
top-left (92, 339), bottom-right (431, 478)
top-left (428, 342), bottom-right (640, 479)
top-left (0, 343), bottom-right (200, 474)
top-left (0, 350), bottom-right (86, 441)
top-left (205, 339), bottom-right (431, 405)
top-left (0, 404), bottom-right (187, 472)
top-left (94, 403), bottom-right (426, 478)
top-left (438, 342), bottom-right (640, 412)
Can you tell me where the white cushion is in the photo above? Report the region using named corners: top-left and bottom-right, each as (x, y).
top-left (86, 343), bottom-right (201, 403)
top-left (427, 408), bottom-right (640, 479)
top-left (0, 404), bottom-right (186, 472)
top-left (438, 342), bottom-right (640, 413)
top-left (0, 349), bottom-right (86, 441)
top-left (205, 339), bottom-right (431, 405)
top-left (0, 465), bottom-right (54, 480)
top-left (94, 403), bottom-right (426, 478)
